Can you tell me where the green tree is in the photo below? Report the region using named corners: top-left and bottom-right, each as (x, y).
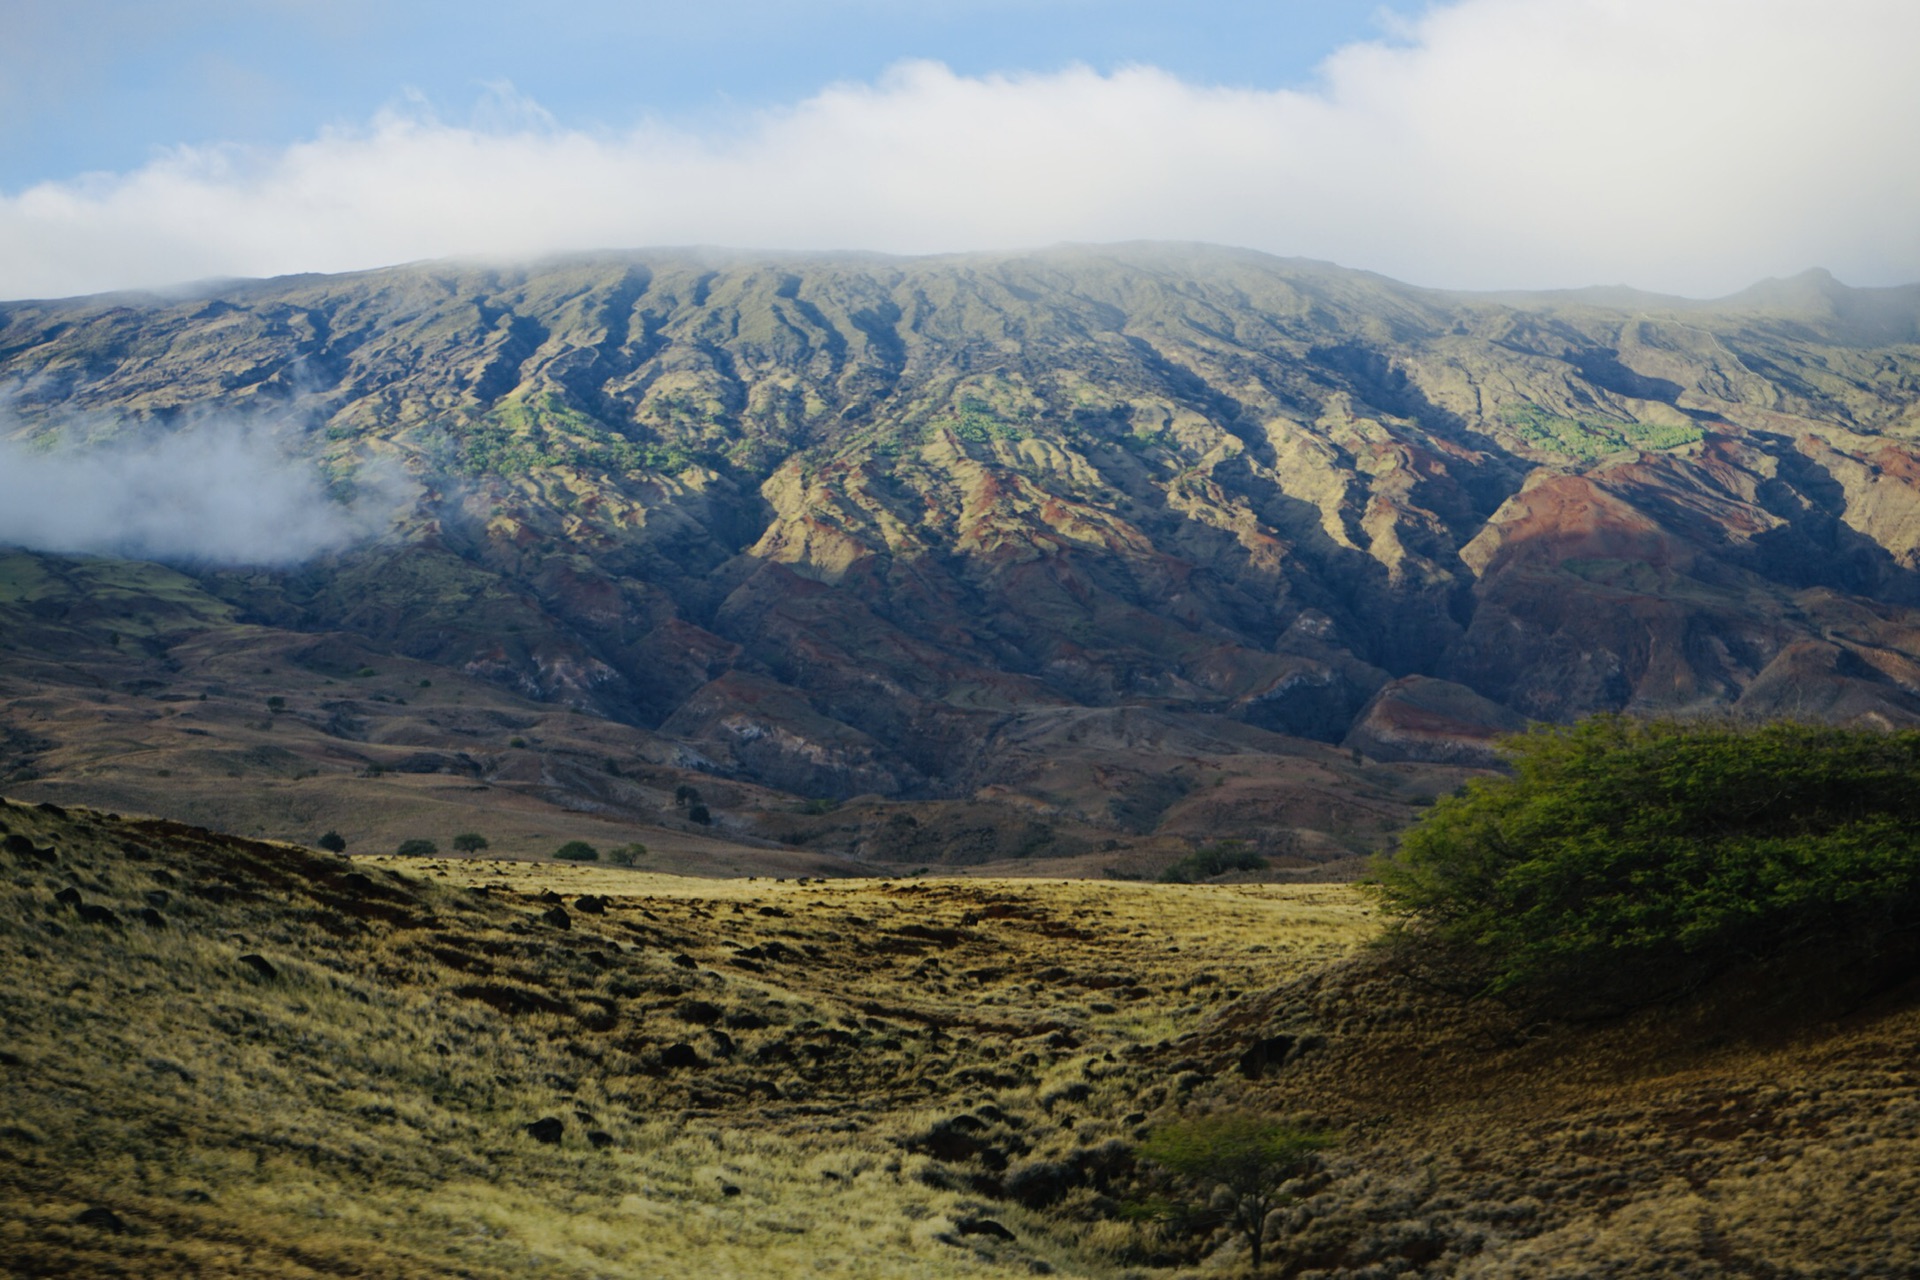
top-left (1368, 716), bottom-right (1920, 997)
top-left (555, 840), bottom-right (599, 862)
top-left (395, 838), bottom-right (438, 857)
top-left (452, 833), bottom-right (489, 853)
top-left (317, 831), bottom-right (347, 854)
top-left (1159, 840), bottom-right (1267, 884)
top-left (1139, 1112), bottom-right (1332, 1271)
top-left (608, 842), bottom-right (647, 867)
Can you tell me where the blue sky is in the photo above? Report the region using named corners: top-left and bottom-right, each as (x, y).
top-left (0, 0), bottom-right (1386, 189)
top-left (1, 1), bottom-right (1916, 299)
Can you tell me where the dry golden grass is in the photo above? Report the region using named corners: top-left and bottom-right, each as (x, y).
top-left (0, 797), bottom-right (1371, 1278)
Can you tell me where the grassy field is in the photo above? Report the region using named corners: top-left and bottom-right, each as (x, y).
top-left (0, 797), bottom-right (1373, 1278)
top-left (6, 797), bottom-right (1918, 1277)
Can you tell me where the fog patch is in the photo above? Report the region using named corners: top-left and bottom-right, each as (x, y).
top-left (0, 422), bottom-right (410, 567)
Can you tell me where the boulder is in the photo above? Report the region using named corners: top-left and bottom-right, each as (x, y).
top-left (659, 1042), bottom-right (704, 1069)
top-left (237, 954), bottom-right (278, 979)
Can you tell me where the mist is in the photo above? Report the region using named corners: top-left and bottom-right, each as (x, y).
top-left (0, 423), bottom-right (409, 567)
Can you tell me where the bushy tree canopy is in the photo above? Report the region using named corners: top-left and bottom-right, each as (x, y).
top-left (1368, 717), bottom-right (1920, 995)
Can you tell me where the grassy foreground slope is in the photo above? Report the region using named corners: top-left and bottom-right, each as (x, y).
top-left (0, 796), bottom-right (1364, 1278)
top-left (5, 794), bottom-right (1919, 1276)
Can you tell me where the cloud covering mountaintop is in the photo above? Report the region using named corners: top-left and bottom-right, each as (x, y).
top-left (3, 0), bottom-right (1917, 300)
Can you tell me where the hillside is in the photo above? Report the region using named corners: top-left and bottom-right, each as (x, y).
top-left (2, 245), bottom-right (1920, 865)
top-left (6, 798), bottom-right (1916, 1276)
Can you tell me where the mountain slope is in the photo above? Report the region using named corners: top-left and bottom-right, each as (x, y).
top-left (2, 245), bottom-right (1919, 861)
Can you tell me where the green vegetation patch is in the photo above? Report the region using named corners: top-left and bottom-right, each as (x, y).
top-left (933, 397), bottom-right (1028, 445)
top-left (1499, 404), bottom-right (1701, 461)
top-left (1158, 840), bottom-right (1268, 884)
top-left (1369, 716), bottom-right (1920, 997)
top-left (457, 392), bottom-right (698, 477)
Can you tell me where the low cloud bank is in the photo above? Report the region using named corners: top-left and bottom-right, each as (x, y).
top-left (1, 0), bottom-right (1916, 299)
top-left (0, 424), bottom-right (407, 567)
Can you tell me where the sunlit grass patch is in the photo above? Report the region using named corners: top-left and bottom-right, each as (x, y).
top-left (0, 798), bottom-right (1374, 1278)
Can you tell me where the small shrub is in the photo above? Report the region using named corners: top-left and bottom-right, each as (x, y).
top-left (555, 840), bottom-right (599, 862)
top-left (452, 833), bottom-right (489, 853)
top-left (687, 804), bottom-right (712, 826)
top-left (265, 696), bottom-right (286, 712)
top-left (395, 838), bottom-right (438, 857)
top-left (317, 831), bottom-right (347, 854)
top-left (1138, 1112), bottom-right (1333, 1271)
top-left (508, 737), bottom-right (528, 749)
top-left (609, 842), bottom-right (647, 867)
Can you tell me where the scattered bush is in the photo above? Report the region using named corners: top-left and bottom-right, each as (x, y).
top-left (555, 840), bottom-right (599, 862)
top-left (395, 838), bottom-right (438, 857)
top-left (317, 831), bottom-right (347, 854)
top-left (1158, 841), bottom-right (1266, 884)
top-left (608, 842), bottom-right (647, 867)
top-left (452, 833), bottom-right (489, 853)
top-left (1368, 716), bottom-right (1920, 997)
top-left (687, 804), bottom-right (712, 826)
top-left (1138, 1112), bottom-right (1333, 1270)
top-left (508, 737), bottom-right (528, 749)
top-left (265, 696), bottom-right (286, 712)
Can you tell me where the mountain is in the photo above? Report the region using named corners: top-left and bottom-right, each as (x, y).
top-left (2, 244), bottom-right (1919, 868)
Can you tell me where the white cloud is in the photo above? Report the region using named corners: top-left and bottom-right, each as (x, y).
top-left (3, 0), bottom-right (1916, 298)
top-left (0, 422), bottom-right (409, 566)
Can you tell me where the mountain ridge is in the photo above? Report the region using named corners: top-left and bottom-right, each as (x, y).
top-left (2, 243), bottom-right (1919, 866)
